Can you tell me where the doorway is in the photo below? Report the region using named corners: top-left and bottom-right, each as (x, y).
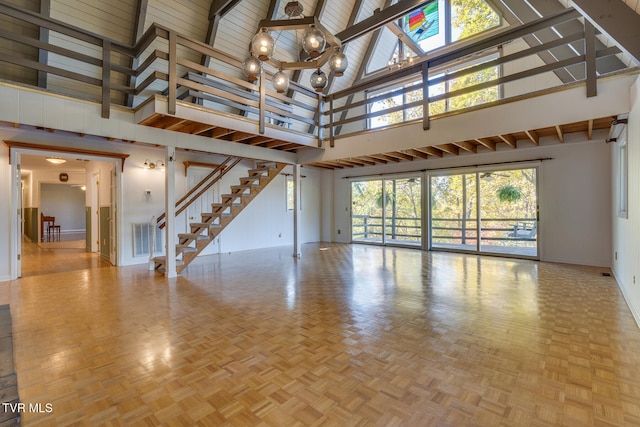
top-left (429, 167), bottom-right (539, 258)
top-left (12, 151), bottom-right (119, 278)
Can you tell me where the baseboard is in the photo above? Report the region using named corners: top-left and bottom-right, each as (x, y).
top-left (0, 276), bottom-right (11, 283)
top-left (612, 270), bottom-right (640, 329)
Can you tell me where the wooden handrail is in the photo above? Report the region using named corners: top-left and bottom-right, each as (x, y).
top-left (157, 157), bottom-right (242, 229)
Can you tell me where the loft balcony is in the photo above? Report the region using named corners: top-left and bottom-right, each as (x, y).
top-left (0, 1), bottom-right (637, 166)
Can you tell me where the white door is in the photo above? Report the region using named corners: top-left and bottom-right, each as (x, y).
top-left (109, 166), bottom-right (117, 265)
top-left (13, 161), bottom-right (22, 278)
top-left (186, 167), bottom-right (219, 255)
top-left (91, 172), bottom-right (100, 252)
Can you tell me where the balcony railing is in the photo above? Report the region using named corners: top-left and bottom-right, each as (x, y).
top-left (0, 2), bottom-right (630, 146)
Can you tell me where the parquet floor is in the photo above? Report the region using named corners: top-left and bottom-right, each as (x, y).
top-left (2, 243), bottom-right (640, 426)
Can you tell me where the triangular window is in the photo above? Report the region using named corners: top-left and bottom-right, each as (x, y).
top-left (402, 0), bottom-right (500, 52)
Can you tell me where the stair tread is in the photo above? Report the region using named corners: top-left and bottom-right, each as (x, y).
top-left (162, 161), bottom-right (285, 274)
top-left (178, 233), bottom-right (209, 240)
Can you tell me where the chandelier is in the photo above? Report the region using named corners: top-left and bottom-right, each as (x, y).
top-left (242, 1), bottom-right (348, 94)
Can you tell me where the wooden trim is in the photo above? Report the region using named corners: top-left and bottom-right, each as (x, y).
top-left (183, 161), bottom-right (226, 176)
top-left (3, 141), bottom-right (130, 172)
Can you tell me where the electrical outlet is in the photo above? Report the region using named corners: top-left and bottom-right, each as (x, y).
top-left (337, 229), bottom-right (341, 234)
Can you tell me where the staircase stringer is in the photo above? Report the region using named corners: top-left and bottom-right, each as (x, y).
top-left (161, 162), bottom-right (287, 274)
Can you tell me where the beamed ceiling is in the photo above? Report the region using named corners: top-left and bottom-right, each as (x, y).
top-left (3, 0), bottom-right (638, 168)
top-left (196, 0), bottom-right (640, 168)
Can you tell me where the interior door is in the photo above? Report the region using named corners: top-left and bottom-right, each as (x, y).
top-left (109, 166), bottom-right (117, 265)
top-left (186, 167), bottom-right (218, 255)
top-left (14, 161), bottom-right (22, 278)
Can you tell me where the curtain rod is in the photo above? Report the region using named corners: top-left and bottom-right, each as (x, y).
top-left (340, 157), bottom-right (554, 179)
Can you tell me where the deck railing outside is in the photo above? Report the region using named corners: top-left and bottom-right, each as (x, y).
top-left (353, 215), bottom-right (537, 247)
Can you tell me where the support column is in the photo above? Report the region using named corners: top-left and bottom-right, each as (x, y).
top-left (293, 164), bottom-right (302, 259)
top-left (165, 146), bottom-right (177, 278)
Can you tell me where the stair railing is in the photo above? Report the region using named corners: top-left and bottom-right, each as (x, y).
top-left (156, 156), bottom-right (242, 229)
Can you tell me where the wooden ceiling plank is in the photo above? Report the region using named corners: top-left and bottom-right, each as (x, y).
top-left (210, 127), bottom-right (234, 138)
top-left (163, 118), bottom-right (188, 131)
top-left (264, 140), bottom-right (290, 148)
top-left (248, 136), bottom-right (274, 146)
top-left (231, 131), bottom-right (255, 142)
top-left (587, 119), bottom-right (594, 140)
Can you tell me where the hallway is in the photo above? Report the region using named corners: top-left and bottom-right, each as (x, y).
top-left (21, 233), bottom-right (112, 277)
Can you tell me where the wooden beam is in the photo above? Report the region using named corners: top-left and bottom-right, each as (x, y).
top-left (436, 144), bottom-right (459, 156)
top-left (264, 140), bottom-right (290, 148)
top-left (421, 147), bottom-right (443, 157)
top-left (336, 0), bottom-right (431, 44)
top-left (230, 132), bottom-right (255, 142)
top-left (587, 119), bottom-right (593, 140)
top-left (405, 149), bottom-right (429, 159)
top-left (4, 140), bottom-right (129, 171)
top-left (361, 156), bottom-right (388, 164)
top-left (498, 134), bottom-right (516, 148)
top-left (524, 130), bottom-right (539, 146)
top-left (452, 141), bottom-right (477, 153)
top-left (126, 0), bottom-right (148, 107)
top-left (474, 138), bottom-right (496, 151)
top-left (210, 127), bottom-right (234, 138)
top-left (369, 154), bottom-right (400, 163)
top-left (247, 136), bottom-right (274, 146)
top-left (387, 151), bottom-right (415, 161)
top-left (555, 125), bottom-right (564, 143)
top-left (351, 157), bottom-right (377, 166)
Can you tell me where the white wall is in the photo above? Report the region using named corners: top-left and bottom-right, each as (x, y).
top-left (612, 76), bottom-right (640, 325)
top-left (41, 183), bottom-right (86, 232)
top-left (329, 134), bottom-right (613, 267)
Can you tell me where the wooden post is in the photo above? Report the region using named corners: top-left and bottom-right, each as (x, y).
top-left (168, 31), bottom-right (177, 115)
top-left (421, 62), bottom-right (430, 130)
top-left (259, 69), bottom-right (266, 134)
top-left (329, 95), bottom-right (335, 147)
top-left (165, 146), bottom-right (177, 278)
top-left (102, 40), bottom-right (111, 119)
top-left (585, 20), bottom-right (597, 98)
top-left (293, 164), bottom-right (302, 259)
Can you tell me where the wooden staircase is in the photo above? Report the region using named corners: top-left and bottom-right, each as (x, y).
top-left (154, 161), bottom-right (286, 273)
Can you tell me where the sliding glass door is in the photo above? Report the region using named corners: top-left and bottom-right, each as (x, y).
top-left (352, 177), bottom-right (422, 247)
top-left (352, 180), bottom-right (384, 243)
top-left (430, 173), bottom-right (477, 251)
top-left (479, 169), bottom-right (537, 256)
top-left (429, 167), bottom-right (538, 258)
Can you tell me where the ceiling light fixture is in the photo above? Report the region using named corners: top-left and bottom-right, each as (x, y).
top-left (243, 1), bottom-right (348, 93)
top-left (46, 157), bottom-right (66, 165)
